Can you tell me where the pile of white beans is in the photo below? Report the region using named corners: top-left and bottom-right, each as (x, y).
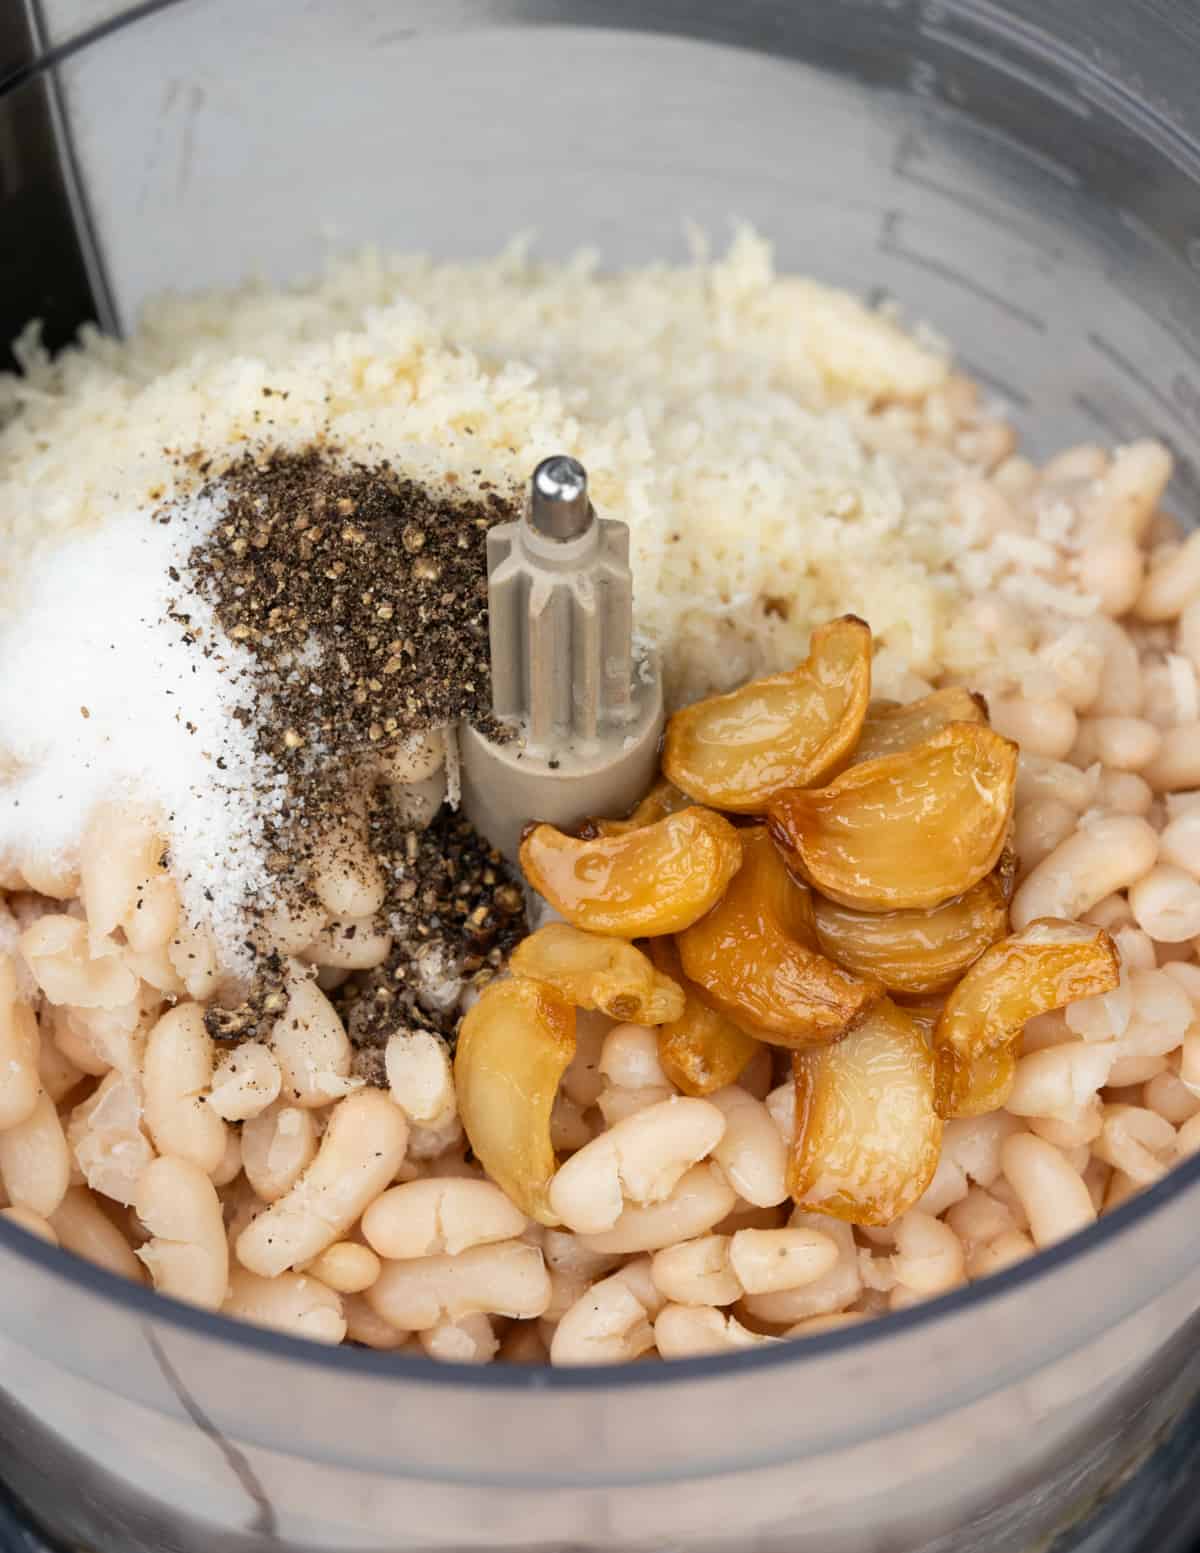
top-left (2, 428), bottom-right (1200, 1364)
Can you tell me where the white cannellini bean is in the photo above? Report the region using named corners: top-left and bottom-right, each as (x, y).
top-left (1092, 770), bottom-right (1153, 817)
top-left (368, 1240), bottom-right (550, 1332)
top-left (1014, 755), bottom-right (1100, 813)
top-left (1143, 725), bottom-right (1200, 791)
top-left (651, 1235), bottom-right (740, 1306)
top-left (548, 1098), bottom-right (726, 1234)
top-left (260, 894), bottom-right (329, 957)
top-left (1087, 619), bottom-right (1144, 717)
top-left (1, 1205), bottom-right (57, 1244)
top-left (1005, 1042), bottom-right (1115, 1119)
top-left (207, 1041), bottom-right (282, 1123)
top-left (1027, 1103), bottom-right (1104, 1151)
top-left (595, 1083), bottom-right (675, 1126)
top-left (167, 918), bottom-right (220, 1001)
top-left (19, 916), bottom-right (137, 1010)
top-left (728, 1226), bottom-right (839, 1295)
top-left (912, 1150), bottom-right (970, 1218)
top-left (944, 1187), bottom-right (1017, 1251)
top-left (1108, 1054), bottom-right (1170, 1088)
top-left (1114, 925), bottom-right (1158, 972)
top-left (210, 1128), bottom-right (243, 1189)
top-left (1070, 717), bottom-right (1162, 773)
top-left (0, 1091), bottom-right (70, 1218)
top-left (1010, 815), bottom-right (1158, 929)
top-left (1158, 808), bottom-right (1200, 880)
top-left (1135, 529), bottom-right (1200, 621)
top-left (304, 1240), bottom-right (382, 1295)
top-left (1129, 864), bottom-right (1200, 942)
top-left (419, 1313), bottom-right (498, 1365)
top-left (271, 972), bottom-right (354, 1107)
top-left (740, 1212), bottom-right (862, 1324)
top-left (577, 1164), bottom-right (737, 1255)
top-left (303, 915), bottom-right (392, 971)
top-left (53, 984), bottom-right (157, 1078)
top-left (967, 1230), bottom-right (1036, 1280)
top-left (67, 1069), bottom-right (155, 1206)
top-left (1092, 1104), bottom-right (1176, 1185)
top-left (764, 1083), bottom-right (795, 1147)
top-left (1119, 970), bottom-right (1194, 1057)
top-left (1177, 1113), bottom-right (1200, 1158)
top-left (342, 1292), bottom-right (411, 1349)
top-left (143, 1004), bottom-right (227, 1175)
top-left (310, 813), bottom-right (387, 920)
top-left (36, 1021), bottom-right (84, 1105)
top-left (236, 1089), bottom-right (409, 1277)
top-left (1076, 538), bottom-right (1143, 617)
top-left (1180, 597), bottom-right (1200, 674)
top-left (540, 1228), bottom-right (622, 1284)
top-left (890, 1212), bottom-right (965, 1296)
top-left (0, 960), bottom-right (40, 1131)
top-left (385, 1030), bottom-right (455, 1124)
top-left (1013, 799), bottom-right (1078, 877)
top-left (361, 1178), bottom-right (526, 1260)
top-left (135, 1156), bottom-right (228, 1310)
top-left (598, 1023), bottom-right (670, 1089)
top-left (48, 1187), bottom-right (143, 1281)
top-left (1083, 440), bottom-right (1172, 542)
top-left (1144, 1069), bottom-right (1200, 1125)
top-left (707, 1085), bottom-right (788, 1208)
top-left (989, 696), bottom-right (1077, 761)
top-left (1000, 1134), bottom-right (1096, 1249)
top-left (224, 1267), bottom-right (347, 1344)
top-left (654, 1304), bottom-right (776, 1359)
top-left (549, 1266), bottom-right (656, 1365)
top-left (79, 801), bottom-right (168, 944)
top-left (241, 1101), bottom-right (318, 1202)
top-left (17, 852), bottom-right (78, 901)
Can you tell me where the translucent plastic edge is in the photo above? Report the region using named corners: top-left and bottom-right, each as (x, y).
top-left (0, 0), bottom-right (189, 95)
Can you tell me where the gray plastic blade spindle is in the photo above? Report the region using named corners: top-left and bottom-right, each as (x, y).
top-left (459, 456), bottom-right (664, 862)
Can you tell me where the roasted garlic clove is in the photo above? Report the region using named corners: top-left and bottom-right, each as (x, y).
top-left (852, 687), bottom-right (988, 765)
top-left (677, 827), bottom-right (880, 1048)
top-left (662, 617), bottom-right (871, 813)
top-left (584, 778), bottom-right (692, 839)
top-left (519, 808), bottom-right (743, 939)
top-left (789, 998), bottom-right (942, 1225)
top-left (934, 1042), bottom-right (1018, 1120)
top-left (769, 723), bottom-right (1018, 913)
top-left (646, 936), bottom-right (761, 1096)
top-left (934, 918), bottom-right (1120, 1058)
top-left (454, 978), bottom-right (576, 1225)
top-left (510, 923), bottom-right (685, 1026)
top-left (811, 876), bottom-right (1009, 997)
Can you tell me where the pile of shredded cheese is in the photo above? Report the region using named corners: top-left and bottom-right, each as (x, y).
top-left (0, 230), bottom-right (1021, 711)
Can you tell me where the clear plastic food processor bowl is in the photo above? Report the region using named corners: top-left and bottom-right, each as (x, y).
top-left (5, 3), bottom-right (1200, 1551)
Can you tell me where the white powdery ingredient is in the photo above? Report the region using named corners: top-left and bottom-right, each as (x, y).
top-left (0, 495), bottom-right (285, 972)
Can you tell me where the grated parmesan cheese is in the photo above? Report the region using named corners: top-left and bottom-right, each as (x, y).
top-left (1, 230), bottom-right (1029, 709)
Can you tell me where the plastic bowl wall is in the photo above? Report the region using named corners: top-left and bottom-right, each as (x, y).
top-left (3, 3), bottom-right (1200, 1551)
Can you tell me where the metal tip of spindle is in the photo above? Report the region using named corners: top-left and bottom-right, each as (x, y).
top-left (528, 455), bottom-right (593, 541)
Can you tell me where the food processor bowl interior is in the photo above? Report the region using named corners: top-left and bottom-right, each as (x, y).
top-left (5, 3), bottom-right (1200, 1551)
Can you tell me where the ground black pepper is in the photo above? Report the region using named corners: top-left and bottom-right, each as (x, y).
top-left (170, 445), bottom-right (528, 1056)
top-left (336, 805), bottom-right (529, 1083)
